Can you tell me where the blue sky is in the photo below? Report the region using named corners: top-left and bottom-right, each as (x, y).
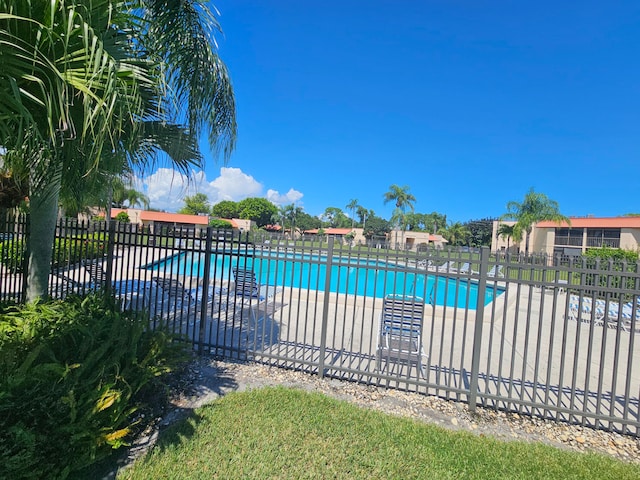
top-left (141, 1), bottom-right (640, 223)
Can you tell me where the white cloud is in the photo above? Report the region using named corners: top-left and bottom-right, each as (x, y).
top-left (209, 167), bottom-right (262, 202)
top-left (138, 168), bottom-right (192, 212)
top-left (137, 167), bottom-right (300, 212)
top-left (266, 188), bottom-right (304, 206)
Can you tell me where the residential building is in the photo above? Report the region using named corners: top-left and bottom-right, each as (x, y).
top-left (303, 227), bottom-right (358, 244)
top-left (110, 208), bottom-right (210, 235)
top-left (83, 208), bottom-right (255, 235)
top-left (492, 217), bottom-right (640, 256)
top-left (396, 230), bottom-right (448, 251)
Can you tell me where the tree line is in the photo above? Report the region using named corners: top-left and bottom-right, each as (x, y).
top-left (177, 186), bottom-right (496, 247)
top-left (178, 185), bottom-right (570, 251)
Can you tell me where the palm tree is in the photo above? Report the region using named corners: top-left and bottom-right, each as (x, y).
top-left (61, 174), bottom-right (150, 217)
top-left (0, 0), bottom-right (236, 299)
top-left (283, 204), bottom-right (303, 239)
top-left (496, 223), bottom-right (522, 253)
top-left (272, 205), bottom-right (289, 236)
top-left (346, 198), bottom-right (359, 229)
top-left (501, 188), bottom-right (570, 255)
top-left (356, 206), bottom-right (372, 230)
top-left (111, 177), bottom-right (150, 210)
top-left (443, 221), bottom-right (470, 247)
top-left (383, 184), bottom-right (416, 249)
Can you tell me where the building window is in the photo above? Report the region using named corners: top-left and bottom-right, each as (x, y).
top-left (586, 228), bottom-right (620, 248)
top-left (555, 228), bottom-right (582, 246)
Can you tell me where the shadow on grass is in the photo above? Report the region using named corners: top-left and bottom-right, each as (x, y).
top-left (74, 356), bottom-right (240, 479)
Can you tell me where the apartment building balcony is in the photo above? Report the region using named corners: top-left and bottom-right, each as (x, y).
top-left (554, 237), bottom-right (583, 247)
top-left (586, 237), bottom-right (620, 248)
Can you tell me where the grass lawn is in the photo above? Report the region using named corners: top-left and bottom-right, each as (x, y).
top-left (118, 387), bottom-right (640, 480)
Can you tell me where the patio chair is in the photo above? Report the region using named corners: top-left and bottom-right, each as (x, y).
top-left (567, 295), bottom-right (605, 328)
top-left (232, 267), bottom-right (282, 325)
top-left (416, 259), bottom-right (435, 270)
top-left (81, 259), bottom-right (109, 289)
top-left (569, 295), bottom-right (633, 332)
top-left (81, 259), bottom-right (156, 311)
top-left (152, 276), bottom-right (199, 322)
top-left (601, 299), bottom-right (633, 332)
top-left (436, 261), bottom-right (455, 273)
top-left (620, 302), bottom-right (640, 333)
top-left (376, 294), bottom-right (428, 379)
top-left (486, 265), bottom-right (504, 278)
top-left (458, 262), bottom-right (478, 275)
top-left (50, 267), bottom-right (84, 298)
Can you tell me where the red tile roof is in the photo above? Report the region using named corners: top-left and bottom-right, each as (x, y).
top-left (537, 217), bottom-right (640, 228)
top-left (111, 209), bottom-right (209, 225)
top-left (429, 234), bottom-right (448, 242)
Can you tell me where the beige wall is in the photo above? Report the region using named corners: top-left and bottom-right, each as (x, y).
top-left (621, 229), bottom-right (640, 251)
top-left (351, 228), bottom-right (366, 245)
top-left (232, 218), bottom-right (254, 232)
top-left (390, 230), bottom-right (447, 250)
top-left (491, 220), bottom-right (525, 253)
top-left (122, 208), bottom-right (143, 225)
top-left (531, 227), bottom-right (554, 255)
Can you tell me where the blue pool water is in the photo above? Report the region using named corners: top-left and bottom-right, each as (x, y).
top-left (148, 251), bottom-right (504, 308)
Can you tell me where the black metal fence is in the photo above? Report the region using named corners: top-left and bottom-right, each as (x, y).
top-left (2, 213), bottom-right (639, 437)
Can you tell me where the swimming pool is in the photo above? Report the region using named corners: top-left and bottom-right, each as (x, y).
top-left (147, 251), bottom-right (504, 308)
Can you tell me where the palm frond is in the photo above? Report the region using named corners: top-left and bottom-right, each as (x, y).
top-left (142, 0), bottom-right (237, 162)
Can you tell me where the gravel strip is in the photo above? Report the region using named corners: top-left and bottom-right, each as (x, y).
top-left (118, 355), bottom-right (640, 475)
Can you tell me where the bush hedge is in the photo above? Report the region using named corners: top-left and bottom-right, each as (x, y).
top-left (576, 247), bottom-right (640, 300)
top-left (0, 293), bottom-right (187, 479)
top-left (0, 233), bottom-right (107, 273)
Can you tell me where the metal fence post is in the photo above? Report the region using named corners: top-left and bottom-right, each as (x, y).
top-left (198, 227), bottom-right (214, 354)
top-left (21, 213), bottom-right (30, 301)
top-left (104, 220), bottom-right (116, 296)
top-left (318, 237), bottom-right (334, 378)
top-left (468, 245), bottom-right (490, 412)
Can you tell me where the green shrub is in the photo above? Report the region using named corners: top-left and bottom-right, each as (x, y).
top-left (0, 234), bottom-right (107, 273)
top-left (115, 211), bottom-right (130, 223)
top-left (208, 218), bottom-right (233, 229)
top-left (0, 237), bottom-right (26, 273)
top-left (575, 247), bottom-right (639, 299)
top-left (0, 293), bottom-right (187, 479)
top-left (583, 246), bottom-right (639, 264)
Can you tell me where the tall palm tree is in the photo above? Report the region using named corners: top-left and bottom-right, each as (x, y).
top-left (346, 198), bottom-right (359, 229)
top-left (356, 206), bottom-right (372, 230)
top-left (501, 188), bottom-right (570, 255)
top-left (383, 184), bottom-right (416, 249)
top-left (0, 0), bottom-right (236, 299)
top-left (283, 204), bottom-right (303, 239)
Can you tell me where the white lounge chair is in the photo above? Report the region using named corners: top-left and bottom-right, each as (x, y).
top-left (486, 265), bottom-right (504, 278)
top-left (458, 262), bottom-right (478, 275)
top-left (437, 261), bottom-right (455, 273)
top-left (376, 294), bottom-right (428, 378)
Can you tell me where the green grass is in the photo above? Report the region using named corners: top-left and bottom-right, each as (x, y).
top-left (119, 387), bottom-right (640, 480)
